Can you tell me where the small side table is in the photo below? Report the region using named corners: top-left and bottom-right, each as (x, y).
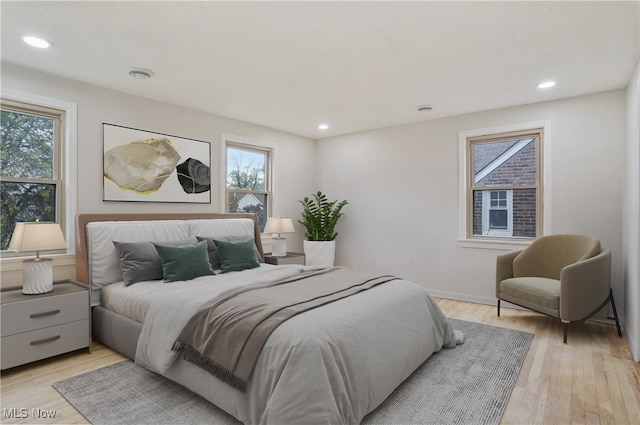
top-left (0, 280), bottom-right (90, 370)
top-left (265, 252), bottom-right (305, 266)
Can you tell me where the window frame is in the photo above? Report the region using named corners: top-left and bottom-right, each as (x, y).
top-left (458, 121), bottom-right (551, 250)
top-left (220, 133), bottom-right (275, 233)
top-left (0, 88), bottom-right (77, 260)
top-left (1, 99), bottom-right (64, 237)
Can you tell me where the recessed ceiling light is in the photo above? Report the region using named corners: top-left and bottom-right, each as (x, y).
top-left (318, 124), bottom-right (329, 130)
top-left (128, 68), bottom-right (153, 80)
top-left (537, 81), bottom-right (556, 89)
top-left (22, 35), bottom-right (52, 49)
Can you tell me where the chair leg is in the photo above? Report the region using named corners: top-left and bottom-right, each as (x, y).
top-left (497, 299), bottom-right (501, 317)
top-left (609, 289), bottom-right (622, 337)
top-left (562, 320), bottom-right (570, 344)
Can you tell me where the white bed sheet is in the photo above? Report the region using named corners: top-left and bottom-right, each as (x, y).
top-left (101, 264), bottom-right (297, 323)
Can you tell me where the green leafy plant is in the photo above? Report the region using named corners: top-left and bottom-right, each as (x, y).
top-left (298, 191), bottom-right (348, 241)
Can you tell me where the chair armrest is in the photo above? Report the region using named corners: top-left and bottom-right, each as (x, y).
top-left (496, 250), bottom-right (522, 297)
top-left (560, 247), bottom-right (611, 321)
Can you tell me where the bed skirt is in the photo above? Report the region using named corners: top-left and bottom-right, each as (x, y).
top-left (92, 306), bottom-right (142, 360)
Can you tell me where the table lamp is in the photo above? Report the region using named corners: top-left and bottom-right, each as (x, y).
top-left (264, 217), bottom-right (295, 257)
top-left (8, 222), bottom-right (67, 294)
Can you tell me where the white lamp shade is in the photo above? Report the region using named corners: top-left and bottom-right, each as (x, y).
top-left (9, 222), bottom-right (67, 254)
top-left (264, 217), bottom-right (295, 235)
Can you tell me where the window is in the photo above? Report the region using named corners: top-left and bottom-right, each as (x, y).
top-left (466, 128), bottom-right (543, 240)
top-left (224, 139), bottom-right (272, 232)
top-left (0, 99), bottom-right (65, 253)
top-left (482, 189), bottom-right (512, 235)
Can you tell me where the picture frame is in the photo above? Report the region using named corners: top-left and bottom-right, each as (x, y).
top-left (103, 123), bottom-right (211, 203)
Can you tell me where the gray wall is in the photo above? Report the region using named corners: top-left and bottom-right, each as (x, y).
top-left (2, 62), bottom-right (638, 362)
top-left (0, 62), bottom-right (316, 288)
top-left (316, 90), bottom-right (627, 312)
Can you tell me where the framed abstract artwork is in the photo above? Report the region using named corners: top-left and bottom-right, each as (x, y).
top-left (103, 124), bottom-right (211, 203)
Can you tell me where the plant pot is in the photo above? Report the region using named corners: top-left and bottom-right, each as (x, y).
top-left (303, 240), bottom-right (336, 266)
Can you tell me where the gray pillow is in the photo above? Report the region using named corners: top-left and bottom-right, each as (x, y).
top-left (196, 235), bottom-right (263, 270)
top-left (113, 240), bottom-right (193, 286)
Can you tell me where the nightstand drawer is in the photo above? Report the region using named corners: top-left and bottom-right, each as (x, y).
top-left (0, 319), bottom-right (89, 370)
top-left (1, 290), bottom-right (89, 336)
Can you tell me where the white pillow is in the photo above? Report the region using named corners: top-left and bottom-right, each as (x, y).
top-left (86, 220), bottom-right (190, 288)
top-left (187, 218), bottom-right (255, 240)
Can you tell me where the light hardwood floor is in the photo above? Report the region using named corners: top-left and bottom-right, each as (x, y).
top-left (1, 299), bottom-right (638, 425)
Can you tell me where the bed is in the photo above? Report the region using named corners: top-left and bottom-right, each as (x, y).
top-left (76, 213), bottom-right (463, 425)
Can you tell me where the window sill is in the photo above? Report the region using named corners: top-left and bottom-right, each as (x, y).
top-left (457, 238), bottom-right (532, 251)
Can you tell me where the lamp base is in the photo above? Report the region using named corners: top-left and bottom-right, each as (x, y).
top-left (271, 238), bottom-right (287, 257)
top-left (22, 258), bottom-right (54, 294)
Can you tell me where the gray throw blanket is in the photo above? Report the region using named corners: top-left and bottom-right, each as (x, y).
top-left (172, 267), bottom-right (398, 392)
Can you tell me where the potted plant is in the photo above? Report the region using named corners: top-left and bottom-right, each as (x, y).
top-left (298, 191), bottom-right (348, 266)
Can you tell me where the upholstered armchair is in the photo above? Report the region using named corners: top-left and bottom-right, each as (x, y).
top-left (496, 234), bottom-right (621, 343)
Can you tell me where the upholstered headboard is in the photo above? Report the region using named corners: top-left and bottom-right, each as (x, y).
top-left (75, 213), bottom-right (264, 285)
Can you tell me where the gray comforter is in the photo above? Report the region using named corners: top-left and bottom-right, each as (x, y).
top-left (135, 264), bottom-right (462, 425)
top-left (173, 267), bottom-right (401, 392)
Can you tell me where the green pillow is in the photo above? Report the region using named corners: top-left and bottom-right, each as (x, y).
top-left (153, 240), bottom-right (214, 282)
top-left (196, 235), bottom-right (264, 270)
top-left (213, 238), bottom-right (260, 273)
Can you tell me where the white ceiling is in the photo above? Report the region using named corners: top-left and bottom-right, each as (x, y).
top-left (1, 1), bottom-right (639, 139)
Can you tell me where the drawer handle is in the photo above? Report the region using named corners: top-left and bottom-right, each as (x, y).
top-left (30, 309), bottom-right (61, 319)
top-left (30, 335), bottom-right (61, 346)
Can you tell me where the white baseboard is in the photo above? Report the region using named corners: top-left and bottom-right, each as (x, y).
top-left (425, 289), bottom-right (498, 307)
top-left (425, 289), bottom-right (529, 313)
top-left (625, 333), bottom-right (640, 362)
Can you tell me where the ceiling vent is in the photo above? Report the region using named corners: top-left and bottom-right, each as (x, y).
top-left (128, 68), bottom-right (153, 80)
top-left (417, 105), bottom-right (433, 112)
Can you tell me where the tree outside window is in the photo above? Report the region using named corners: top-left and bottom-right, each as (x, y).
top-left (0, 101), bottom-right (63, 251)
top-left (225, 143), bottom-right (271, 231)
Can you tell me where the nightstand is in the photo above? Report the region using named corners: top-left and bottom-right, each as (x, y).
top-left (1, 281), bottom-right (90, 370)
top-left (265, 252), bottom-right (306, 265)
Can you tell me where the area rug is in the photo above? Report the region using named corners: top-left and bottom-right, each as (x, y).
top-left (53, 319), bottom-right (532, 425)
